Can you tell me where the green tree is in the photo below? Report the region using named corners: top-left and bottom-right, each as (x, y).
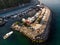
top-left (0, 0), bottom-right (30, 9)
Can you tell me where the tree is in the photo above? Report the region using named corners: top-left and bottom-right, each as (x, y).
top-left (0, 0), bottom-right (30, 9)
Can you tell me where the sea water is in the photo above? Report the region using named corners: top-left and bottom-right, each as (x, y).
top-left (0, 0), bottom-right (60, 45)
top-left (40, 0), bottom-right (60, 45)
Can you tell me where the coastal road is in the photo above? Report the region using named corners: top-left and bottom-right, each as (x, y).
top-left (0, 3), bottom-right (35, 17)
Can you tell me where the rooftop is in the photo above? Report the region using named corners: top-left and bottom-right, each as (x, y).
top-left (11, 5), bottom-right (51, 42)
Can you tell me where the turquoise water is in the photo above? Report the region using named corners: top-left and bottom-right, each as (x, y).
top-left (0, 0), bottom-right (60, 45)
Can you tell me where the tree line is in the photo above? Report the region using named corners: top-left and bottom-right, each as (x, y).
top-left (0, 0), bottom-right (30, 9)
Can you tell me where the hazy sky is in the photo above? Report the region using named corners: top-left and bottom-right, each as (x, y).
top-left (40, 0), bottom-right (60, 4)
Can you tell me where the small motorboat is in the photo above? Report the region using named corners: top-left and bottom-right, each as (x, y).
top-left (3, 31), bottom-right (13, 39)
top-left (0, 17), bottom-right (6, 26)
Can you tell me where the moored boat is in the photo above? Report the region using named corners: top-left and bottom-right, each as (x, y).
top-left (0, 17), bottom-right (6, 26)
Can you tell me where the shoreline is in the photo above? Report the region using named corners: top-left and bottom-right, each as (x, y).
top-left (11, 4), bottom-right (52, 43)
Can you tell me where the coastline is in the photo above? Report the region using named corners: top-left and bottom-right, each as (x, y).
top-left (11, 4), bottom-right (52, 43)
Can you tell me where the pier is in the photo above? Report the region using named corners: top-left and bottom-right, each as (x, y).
top-left (11, 5), bottom-right (51, 42)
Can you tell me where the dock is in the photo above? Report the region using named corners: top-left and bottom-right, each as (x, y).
top-left (11, 5), bottom-right (51, 42)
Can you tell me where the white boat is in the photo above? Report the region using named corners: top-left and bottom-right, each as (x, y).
top-left (3, 31), bottom-right (13, 39)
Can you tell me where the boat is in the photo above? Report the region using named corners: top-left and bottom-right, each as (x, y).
top-left (3, 31), bottom-right (13, 39)
top-left (0, 17), bottom-right (6, 26)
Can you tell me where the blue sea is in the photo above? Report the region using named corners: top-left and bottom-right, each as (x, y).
top-left (0, 0), bottom-right (60, 45)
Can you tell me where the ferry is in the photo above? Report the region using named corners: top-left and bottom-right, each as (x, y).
top-left (3, 31), bottom-right (13, 39)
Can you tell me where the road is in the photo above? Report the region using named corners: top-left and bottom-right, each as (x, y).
top-left (0, 3), bottom-right (35, 17)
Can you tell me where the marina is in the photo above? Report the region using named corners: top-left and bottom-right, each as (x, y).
top-left (11, 5), bottom-right (52, 42)
top-left (0, 0), bottom-right (60, 45)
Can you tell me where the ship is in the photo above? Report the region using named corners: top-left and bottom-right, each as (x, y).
top-left (11, 3), bottom-right (52, 43)
top-left (3, 31), bottom-right (13, 39)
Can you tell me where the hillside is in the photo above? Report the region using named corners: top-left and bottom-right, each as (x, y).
top-left (0, 0), bottom-right (30, 9)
